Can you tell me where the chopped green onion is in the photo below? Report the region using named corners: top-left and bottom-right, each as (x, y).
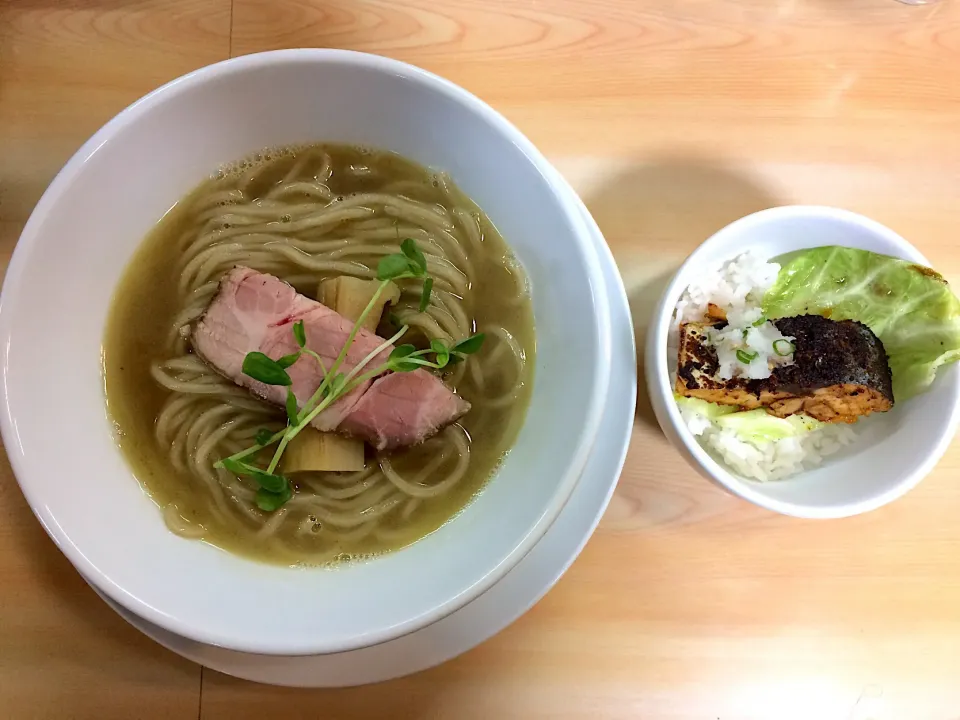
top-left (736, 348), bottom-right (759, 364)
top-left (773, 339), bottom-right (796, 356)
top-left (752, 316), bottom-right (767, 327)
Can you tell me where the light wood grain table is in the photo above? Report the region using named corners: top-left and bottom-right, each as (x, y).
top-left (3, 1), bottom-right (960, 718)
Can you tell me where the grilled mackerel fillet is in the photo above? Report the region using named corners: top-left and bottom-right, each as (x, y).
top-left (676, 314), bottom-right (894, 424)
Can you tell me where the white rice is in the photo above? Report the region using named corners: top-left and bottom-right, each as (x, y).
top-left (675, 249), bottom-right (780, 326)
top-left (673, 250), bottom-right (857, 481)
top-left (678, 402), bottom-right (856, 481)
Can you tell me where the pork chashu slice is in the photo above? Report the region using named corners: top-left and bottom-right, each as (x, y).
top-left (192, 267), bottom-right (470, 449)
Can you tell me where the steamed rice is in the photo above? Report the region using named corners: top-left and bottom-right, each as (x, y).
top-left (677, 401), bottom-right (856, 481)
top-left (673, 250), bottom-right (856, 481)
top-left (675, 249), bottom-right (780, 326)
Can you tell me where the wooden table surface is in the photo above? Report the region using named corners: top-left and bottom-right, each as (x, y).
top-left (3, 1), bottom-right (960, 718)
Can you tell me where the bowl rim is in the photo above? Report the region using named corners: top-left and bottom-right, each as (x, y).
top-left (648, 204), bottom-right (960, 519)
top-left (82, 177), bottom-right (639, 686)
top-left (0, 48), bottom-right (613, 654)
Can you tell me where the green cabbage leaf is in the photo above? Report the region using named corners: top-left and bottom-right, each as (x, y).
top-left (762, 246), bottom-right (960, 400)
top-left (676, 396), bottom-right (821, 443)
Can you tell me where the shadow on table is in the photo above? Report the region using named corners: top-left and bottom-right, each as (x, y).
top-left (1, 450), bottom-right (198, 688)
top-left (581, 154), bottom-right (783, 431)
top-left (202, 666), bottom-right (477, 718)
top-left (3, 157), bottom-right (784, 708)
top-left (580, 156), bottom-right (783, 529)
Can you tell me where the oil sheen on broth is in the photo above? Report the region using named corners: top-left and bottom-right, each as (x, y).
top-left (103, 143), bottom-right (535, 566)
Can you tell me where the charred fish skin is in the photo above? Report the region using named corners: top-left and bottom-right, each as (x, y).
top-left (770, 315), bottom-right (893, 405)
top-left (676, 314), bottom-right (894, 423)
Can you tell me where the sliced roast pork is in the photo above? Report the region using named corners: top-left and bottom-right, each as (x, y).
top-left (192, 267), bottom-right (470, 449)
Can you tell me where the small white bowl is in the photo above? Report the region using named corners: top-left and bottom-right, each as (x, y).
top-left (0, 50), bottom-right (612, 654)
top-left (646, 206), bottom-right (960, 519)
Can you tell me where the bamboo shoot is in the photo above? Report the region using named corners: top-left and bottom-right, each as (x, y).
top-left (281, 276), bottom-right (398, 474)
top-left (281, 428), bottom-right (365, 473)
top-left (319, 277), bottom-right (400, 333)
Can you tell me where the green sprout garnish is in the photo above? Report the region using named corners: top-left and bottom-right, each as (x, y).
top-left (293, 320), bottom-right (306, 347)
top-left (284, 389), bottom-right (299, 425)
top-left (419, 277), bottom-right (433, 313)
top-left (241, 352), bottom-right (293, 386)
top-left (256, 484), bottom-right (293, 512)
top-left (213, 239), bottom-right (484, 511)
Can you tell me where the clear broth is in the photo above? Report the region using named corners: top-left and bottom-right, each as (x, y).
top-left (103, 144), bottom-right (536, 565)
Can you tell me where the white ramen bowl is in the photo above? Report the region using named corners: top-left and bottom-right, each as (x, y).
top-left (646, 206), bottom-right (960, 519)
top-left (0, 50), bottom-right (611, 655)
